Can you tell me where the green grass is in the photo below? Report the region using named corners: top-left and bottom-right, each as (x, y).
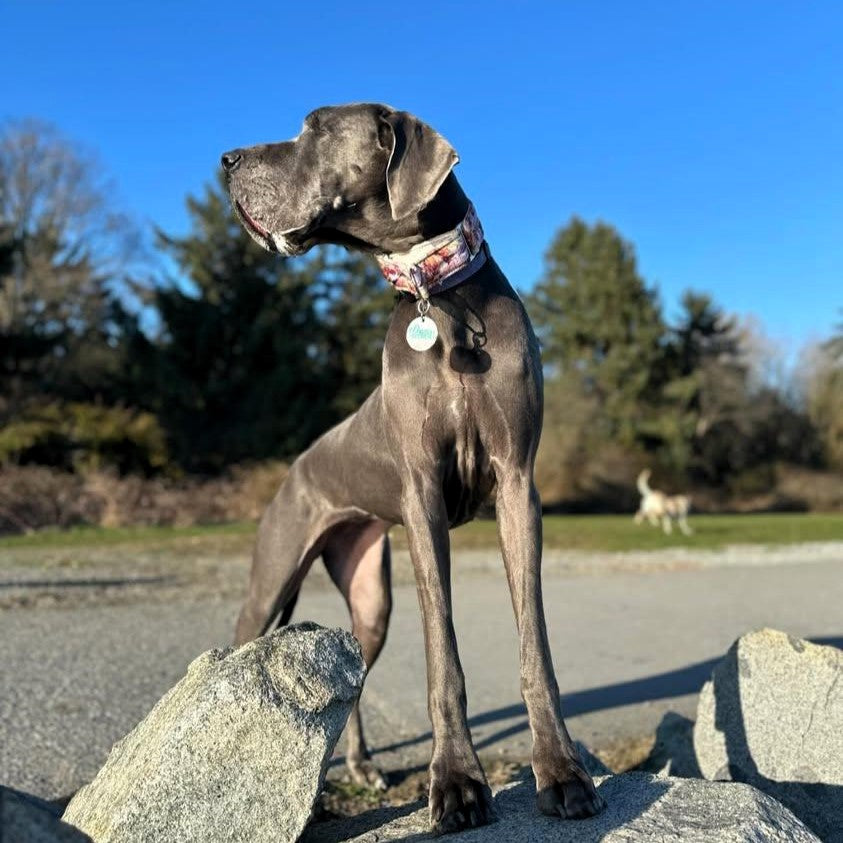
top-left (2, 513), bottom-right (841, 555)
top-left (445, 513), bottom-right (843, 553)
top-left (0, 521), bottom-right (254, 550)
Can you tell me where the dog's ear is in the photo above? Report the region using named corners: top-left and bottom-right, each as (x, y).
top-left (378, 110), bottom-right (459, 221)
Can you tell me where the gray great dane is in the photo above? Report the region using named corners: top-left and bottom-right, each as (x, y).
top-left (222, 103), bottom-right (603, 833)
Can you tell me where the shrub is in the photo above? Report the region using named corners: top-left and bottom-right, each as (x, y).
top-left (0, 402), bottom-right (169, 474)
top-left (0, 461), bottom-right (289, 534)
top-left (0, 466), bottom-right (92, 533)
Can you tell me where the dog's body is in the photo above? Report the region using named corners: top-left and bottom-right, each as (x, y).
top-left (223, 103), bottom-right (602, 833)
top-left (634, 469), bottom-right (693, 535)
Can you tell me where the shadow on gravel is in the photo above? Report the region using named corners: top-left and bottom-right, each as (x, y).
top-left (635, 712), bottom-right (701, 777)
top-left (0, 575), bottom-right (176, 590)
top-left (361, 636), bottom-right (843, 761)
top-left (305, 798), bottom-right (426, 842)
top-left (0, 786), bottom-right (92, 841)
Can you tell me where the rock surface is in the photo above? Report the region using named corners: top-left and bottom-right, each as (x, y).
top-left (63, 623), bottom-right (365, 843)
top-left (1, 786), bottom-right (92, 842)
top-left (694, 628), bottom-right (843, 841)
top-left (303, 772), bottom-right (820, 842)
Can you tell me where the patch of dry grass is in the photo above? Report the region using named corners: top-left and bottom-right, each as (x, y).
top-left (317, 759), bottom-right (527, 819)
top-left (593, 735), bottom-right (656, 773)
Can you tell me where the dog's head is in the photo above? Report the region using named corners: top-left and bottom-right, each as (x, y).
top-left (221, 103), bottom-right (459, 256)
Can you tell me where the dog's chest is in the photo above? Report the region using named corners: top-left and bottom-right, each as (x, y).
top-left (435, 387), bottom-right (496, 526)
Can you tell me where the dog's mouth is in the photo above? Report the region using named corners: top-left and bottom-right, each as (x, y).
top-left (233, 200), bottom-right (312, 256)
top-left (236, 201), bottom-right (271, 240)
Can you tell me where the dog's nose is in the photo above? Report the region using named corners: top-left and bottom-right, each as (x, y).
top-left (221, 150), bottom-right (242, 172)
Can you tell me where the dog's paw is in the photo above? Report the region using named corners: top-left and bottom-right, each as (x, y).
top-left (429, 771), bottom-right (495, 835)
top-left (536, 762), bottom-right (605, 820)
top-left (347, 757), bottom-right (388, 791)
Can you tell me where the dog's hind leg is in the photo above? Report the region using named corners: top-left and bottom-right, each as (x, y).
top-left (234, 538), bottom-right (320, 645)
top-left (277, 588), bottom-right (300, 626)
top-left (323, 519), bottom-right (392, 790)
top-left (661, 516), bottom-right (673, 535)
top-left (234, 475), bottom-right (330, 645)
top-left (678, 515), bottom-right (693, 536)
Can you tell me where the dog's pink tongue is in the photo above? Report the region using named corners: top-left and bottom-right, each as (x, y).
top-left (238, 202), bottom-right (270, 237)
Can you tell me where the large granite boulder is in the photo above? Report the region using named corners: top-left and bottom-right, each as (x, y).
top-left (303, 773), bottom-right (820, 842)
top-left (63, 623), bottom-right (365, 843)
top-left (694, 628), bottom-right (843, 842)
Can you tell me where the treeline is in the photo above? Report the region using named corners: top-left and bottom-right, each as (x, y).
top-left (0, 120), bottom-right (393, 475)
top-left (528, 220), bottom-right (842, 508)
top-left (1, 120), bottom-right (841, 512)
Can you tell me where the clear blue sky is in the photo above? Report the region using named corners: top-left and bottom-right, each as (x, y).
top-left (2, 0), bottom-right (841, 347)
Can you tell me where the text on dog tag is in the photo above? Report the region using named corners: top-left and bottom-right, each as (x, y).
top-left (406, 316), bottom-right (438, 351)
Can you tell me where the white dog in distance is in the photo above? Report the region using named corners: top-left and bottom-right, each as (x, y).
top-left (634, 469), bottom-right (693, 535)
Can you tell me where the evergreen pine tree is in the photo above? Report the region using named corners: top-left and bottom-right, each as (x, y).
top-left (311, 247), bottom-right (394, 418)
top-left (528, 216), bottom-right (666, 445)
top-left (653, 291), bottom-right (747, 476)
top-left (153, 175), bottom-right (331, 471)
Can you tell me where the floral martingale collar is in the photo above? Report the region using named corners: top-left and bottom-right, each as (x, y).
top-left (375, 203), bottom-right (487, 300)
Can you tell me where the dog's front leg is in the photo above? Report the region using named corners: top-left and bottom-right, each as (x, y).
top-left (402, 479), bottom-right (494, 834)
top-left (495, 474), bottom-right (605, 819)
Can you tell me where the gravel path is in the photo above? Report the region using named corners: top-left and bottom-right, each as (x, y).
top-left (1, 541), bottom-right (841, 802)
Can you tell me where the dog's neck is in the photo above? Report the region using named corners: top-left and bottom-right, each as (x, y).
top-left (314, 174), bottom-right (472, 258)
top-left (416, 174), bottom-right (470, 239)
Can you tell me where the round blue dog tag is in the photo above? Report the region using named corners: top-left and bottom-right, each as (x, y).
top-left (406, 316), bottom-right (438, 351)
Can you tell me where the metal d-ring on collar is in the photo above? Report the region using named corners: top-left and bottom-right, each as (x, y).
top-left (409, 265), bottom-right (430, 306)
top-left (409, 267), bottom-right (432, 322)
